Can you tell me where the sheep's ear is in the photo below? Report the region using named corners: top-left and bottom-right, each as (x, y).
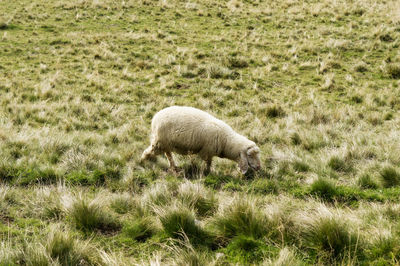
top-left (238, 151), bottom-right (249, 174)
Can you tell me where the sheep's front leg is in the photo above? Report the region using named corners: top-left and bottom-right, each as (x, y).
top-left (165, 152), bottom-right (177, 172)
top-left (141, 145), bottom-right (156, 162)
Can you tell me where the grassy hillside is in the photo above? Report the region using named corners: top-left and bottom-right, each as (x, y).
top-left (1, 0), bottom-right (400, 264)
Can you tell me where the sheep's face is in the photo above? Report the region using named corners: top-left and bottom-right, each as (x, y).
top-left (247, 146), bottom-right (261, 171)
top-left (238, 145), bottom-right (261, 174)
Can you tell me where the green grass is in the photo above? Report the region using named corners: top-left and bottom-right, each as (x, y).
top-left (380, 167), bottom-right (400, 188)
top-left (223, 235), bottom-right (277, 264)
top-left (158, 205), bottom-right (212, 247)
top-left (122, 217), bottom-right (157, 242)
top-left (1, 0), bottom-right (400, 263)
top-left (302, 216), bottom-right (361, 261)
top-left (211, 198), bottom-right (268, 240)
top-left (69, 197), bottom-right (121, 233)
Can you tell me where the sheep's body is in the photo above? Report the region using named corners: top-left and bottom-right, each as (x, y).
top-left (141, 106), bottom-right (261, 174)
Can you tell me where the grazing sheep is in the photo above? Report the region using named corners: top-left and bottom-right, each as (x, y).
top-left (141, 106), bottom-right (261, 174)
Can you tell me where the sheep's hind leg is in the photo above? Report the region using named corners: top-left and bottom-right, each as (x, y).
top-left (165, 152), bottom-right (178, 172)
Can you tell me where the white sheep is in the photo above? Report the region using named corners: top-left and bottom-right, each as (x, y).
top-left (141, 106), bottom-right (261, 174)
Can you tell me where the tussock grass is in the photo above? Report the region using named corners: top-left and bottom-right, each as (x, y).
top-left (206, 64), bottom-right (237, 79)
top-left (249, 179), bottom-right (280, 195)
top-left (367, 235), bottom-right (400, 263)
top-left (177, 181), bottom-right (218, 217)
top-left (224, 235), bottom-right (274, 264)
top-left (263, 105), bottom-right (286, 119)
top-left (299, 207), bottom-right (362, 261)
top-left (141, 181), bottom-right (175, 210)
top-left (164, 234), bottom-right (213, 266)
top-left (122, 217), bottom-right (157, 242)
top-left (358, 174), bottom-right (380, 189)
top-left (157, 203), bottom-right (211, 246)
top-left (310, 178), bottom-right (338, 201)
top-left (380, 166), bottom-right (400, 188)
top-left (110, 193), bottom-right (134, 215)
top-left (211, 197), bottom-right (268, 240)
top-left (327, 156), bottom-right (352, 173)
top-left (386, 64), bottom-right (400, 79)
top-left (262, 247), bottom-right (302, 266)
top-left (45, 228), bottom-right (93, 265)
top-left (68, 195), bottom-right (120, 233)
top-left (0, 243), bottom-right (22, 265)
top-left (293, 160), bottom-right (310, 173)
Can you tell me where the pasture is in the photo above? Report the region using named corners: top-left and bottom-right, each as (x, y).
top-left (0, 0), bottom-right (400, 264)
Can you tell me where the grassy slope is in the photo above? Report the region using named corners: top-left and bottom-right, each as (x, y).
top-left (1, 0), bottom-right (400, 264)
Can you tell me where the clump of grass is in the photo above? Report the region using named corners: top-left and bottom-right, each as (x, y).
top-left (15, 167), bottom-right (59, 185)
top-left (384, 112), bottom-right (393, 121)
top-left (302, 216), bottom-right (360, 260)
top-left (0, 22), bottom-right (12, 30)
top-left (42, 196), bottom-right (64, 220)
top-left (65, 171), bottom-right (93, 185)
top-left (386, 63), bottom-right (400, 79)
top-left (206, 64), bottom-right (238, 79)
top-left (310, 110), bottom-right (330, 124)
top-left (69, 197), bottom-right (120, 233)
top-left (351, 95), bottom-right (363, 104)
top-left (263, 247), bottom-right (301, 265)
top-left (327, 156), bottom-right (352, 172)
top-left (110, 193), bottom-right (134, 214)
top-left (0, 244), bottom-right (22, 265)
top-left (353, 61), bottom-right (368, 73)
top-left (0, 163), bottom-right (20, 183)
top-left (203, 174), bottom-right (233, 189)
top-left (263, 105), bottom-right (286, 118)
top-left (367, 114), bottom-right (383, 126)
top-left (123, 170), bottom-right (157, 192)
top-left (24, 244), bottom-right (51, 266)
top-left (380, 166), bottom-right (400, 188)
top-left (357, 174), bottom-right (379, 189)
top-left (310, 178), bottom-right (338, 201)
top-left (177, 181), bottom-right (218, 217)
top-left (379, 33), bottom-right (394, 42)
top-left (167, 236), bottom-right (211, 266)
top-left (223, 181), bottom-right (243, 191)
top-left (170, 247), bottom-right (210, 266)
top-left (290, 132), bottom-right (302, 145)
top-left (249, 179), bottom-right (279, 195)
top-left (293, 160), bottom-right (310, 172)
top-left (122, 217), bottom-right (157, 242)
top-left (45, 228), bottom-right (95, 265)
top-left (384, 205), bottom-right (400, 220)
top-left (227, 57), bottom-right (249, 68)
top-left (141, 181), bottom-right (175, 209)
top-left (212, 197), bottom-right (267, 240)
top-left (367, 235), bottom-right (400, 262)
top-left (158, 204), bottom-right (211, 246)
top-left (224, 235), bottom-right (274, 264)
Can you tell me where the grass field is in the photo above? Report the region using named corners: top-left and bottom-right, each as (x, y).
top-left (1, 0), bottom-right (400, 264)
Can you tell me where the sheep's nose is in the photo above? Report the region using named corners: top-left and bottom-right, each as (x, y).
top-left (254, 165), bottom-right (261, 171)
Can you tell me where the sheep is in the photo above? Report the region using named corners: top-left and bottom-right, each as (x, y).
top-left (140, 106), bottom-right (261, 175)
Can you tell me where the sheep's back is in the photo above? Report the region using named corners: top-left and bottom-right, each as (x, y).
top-left (151, 106), bottom-right (230, 155)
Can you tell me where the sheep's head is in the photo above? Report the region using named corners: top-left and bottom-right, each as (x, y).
top-left (238, 145), bottom-right (261, 174)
